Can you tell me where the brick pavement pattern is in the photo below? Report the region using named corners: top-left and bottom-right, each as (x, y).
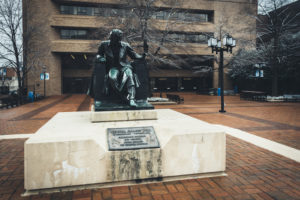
top-left (0, 93), bottom-right (300, 200)
top-left (155, 93), bottom-right (300, 150)
top-left (0, 95), bottom-right (88, 135)
top-left (1, 136), bottom-right (299, 200)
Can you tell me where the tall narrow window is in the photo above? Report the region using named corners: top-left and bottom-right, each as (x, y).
top-left (77, 7), bottom-right (88, 15)
top-left (60, 5), bottom-right (73, 14)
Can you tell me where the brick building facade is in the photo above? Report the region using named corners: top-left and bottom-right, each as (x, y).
top-left (23, 0), bottom-right (257, 96)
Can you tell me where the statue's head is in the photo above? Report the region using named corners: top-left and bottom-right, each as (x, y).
top-left (109, 29), bottom-right (123, 44)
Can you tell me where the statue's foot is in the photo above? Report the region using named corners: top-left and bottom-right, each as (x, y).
top-left (129, 100), bottom-right (137, 107)
top-left (95, 101), bottom-right (101, 108)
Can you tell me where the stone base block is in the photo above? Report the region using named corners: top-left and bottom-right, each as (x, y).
top-left (94, 100), bottom-right (154, 111)
top-left (25, 109), bottom-right (226, 190)
top-left (91, 109), bottom-right (157, 122)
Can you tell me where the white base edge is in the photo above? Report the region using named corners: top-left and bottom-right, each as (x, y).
top-left (22, 171), bottom-right (227, 197)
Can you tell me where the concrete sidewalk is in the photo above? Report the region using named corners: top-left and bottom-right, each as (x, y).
top-left (0, 93), bottom-right (299, 200)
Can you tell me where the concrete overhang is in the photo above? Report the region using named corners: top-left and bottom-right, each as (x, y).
top-left (51, 40), bottom-right (100, 53)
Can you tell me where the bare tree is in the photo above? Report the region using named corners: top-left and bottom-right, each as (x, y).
top-left (258, 0), bottom-right (300, 96)
top-left (0, 0), bottom-right (48, 101)
top-left (92, 0), bottom-right (213, 71)
top-left (0, 0), bottom-right (23, 98)
top-left (229, 0), bottom-right (300, 95)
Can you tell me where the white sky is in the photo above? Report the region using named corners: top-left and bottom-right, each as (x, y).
top-left (258, 0), bottom-right (298, 13)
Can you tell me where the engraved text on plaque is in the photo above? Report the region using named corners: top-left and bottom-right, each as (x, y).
top-left (107, 126), bottom-right (160, 150)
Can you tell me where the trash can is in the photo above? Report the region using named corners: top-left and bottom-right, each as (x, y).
top-left (234, 85), bottom-right (238, 94)
top-left (28, 91), bottom-right (34, 102)
top-left (217, 88), bottom-right (221, 96)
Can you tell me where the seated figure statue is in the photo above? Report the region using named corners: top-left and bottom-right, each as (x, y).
top-left (89, 29), bottom-right (152, 111)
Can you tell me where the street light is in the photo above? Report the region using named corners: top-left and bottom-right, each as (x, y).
top-left (208, 34), bottom-right (236, 113)
top-left (42, 66), bottom-right (46, 97)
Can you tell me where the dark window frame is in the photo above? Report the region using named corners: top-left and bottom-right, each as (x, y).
top-left (60, 29), bottom-right (88, 39)
top-left (165, 32), bottom-right (214, 44)
top-left (59, 5), bottom-right (214, 23)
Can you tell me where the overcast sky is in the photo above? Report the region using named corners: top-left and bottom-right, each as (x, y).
top-left (258, 0), bottom-right (298, 13)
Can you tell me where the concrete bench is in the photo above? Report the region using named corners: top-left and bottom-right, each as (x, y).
top-left (240, 90), bottom-right (267, 101)
top-left (283, 95), bottom-right (300, 102)
top-left (166, 94), bottom-right (184, 104)
top-left (0, 94), bottom-right (18, 108)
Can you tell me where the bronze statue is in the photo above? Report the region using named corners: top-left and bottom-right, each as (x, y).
top-left (89, 29), bottom-right (152, 111)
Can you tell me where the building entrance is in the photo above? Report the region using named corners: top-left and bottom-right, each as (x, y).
top-left (152, 76), bottom-right (212, 92)
top-left (63, 77), bottom-right (91, 94)
top-left (155, 77), bottom-right (177, 91)
top-left (61, 53), bottom-right (93, 94)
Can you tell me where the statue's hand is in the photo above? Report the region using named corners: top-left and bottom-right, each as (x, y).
top-left (142, 53), bottom-right (147, 59)
top-left (96, 55), bottom-right (106, 63)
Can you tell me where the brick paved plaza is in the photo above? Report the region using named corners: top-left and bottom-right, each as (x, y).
top-left (0, 93), bottom-right (299, 200)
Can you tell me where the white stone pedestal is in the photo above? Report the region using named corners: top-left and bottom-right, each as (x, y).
top-left (24, 109), bottom-right (226, 191)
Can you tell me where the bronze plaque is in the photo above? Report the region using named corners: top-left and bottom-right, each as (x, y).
top-left (107, 126), bottom-right (160, 150)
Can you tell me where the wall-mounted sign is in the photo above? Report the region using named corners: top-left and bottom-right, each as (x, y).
top-left (255, 70), bottom-right (264, 78)
top-left (0, 68), bottom-right (6, 76)
top-left (40, 73), bottom-right (49, 80)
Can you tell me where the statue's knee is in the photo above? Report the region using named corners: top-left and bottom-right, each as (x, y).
top-left (109, 75), bottom-right (118, 82)
top-left (127, 77), bottom-right (135, 88)
top-left (124, 68), bottom-right (133, 77)
top-left (109, 72), bottom-right (119, 81)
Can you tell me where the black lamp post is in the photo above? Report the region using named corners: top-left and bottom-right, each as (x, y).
top-left (208, 35), bottom-right (236, 113)
top-left (42, 66), bottom-right (46, 97)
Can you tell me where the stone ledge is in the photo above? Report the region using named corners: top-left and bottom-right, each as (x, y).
top-left (91, 109), bottom-right (158, 122)
top-left (23, 172), bottom-right (227, 196)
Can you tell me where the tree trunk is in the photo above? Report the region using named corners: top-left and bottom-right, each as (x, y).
top-left (16, 69), bottom-right (23, 104)
top-left (271, 29), bottom-right (279, 96)
top-left (271, 66), bottom-right (278, 96)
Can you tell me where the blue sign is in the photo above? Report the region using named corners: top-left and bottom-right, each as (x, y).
top-left (0, 68), bottom-right (6, 76)
top-left (40, 73), bottom-right (49, 80)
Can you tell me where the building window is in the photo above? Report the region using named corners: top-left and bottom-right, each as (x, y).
top-left (166, 32), bottom-right (214, 43)
top-left (59, 5), bottom-right (213, 23)
top-left (153, 10), bottom-right (212, 22)
top-left (60, 28), bottom-right (109, 40)
top-left (199, 14), bottom-right (208, 22)
top-left (77, 7), bottom-right (87, 15)
top-left (61, 29), bottom-right (88, 39)
top-left (77, 6), bottom-right (93, 15)
top-left (169, 12), bottom-right (179, 20)
top-left (155, 11), bottom-right (165, 20)
top-left (94, 7), bottom-right (104, 16)
top-left (60, 5), bottom-right (73, 14)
